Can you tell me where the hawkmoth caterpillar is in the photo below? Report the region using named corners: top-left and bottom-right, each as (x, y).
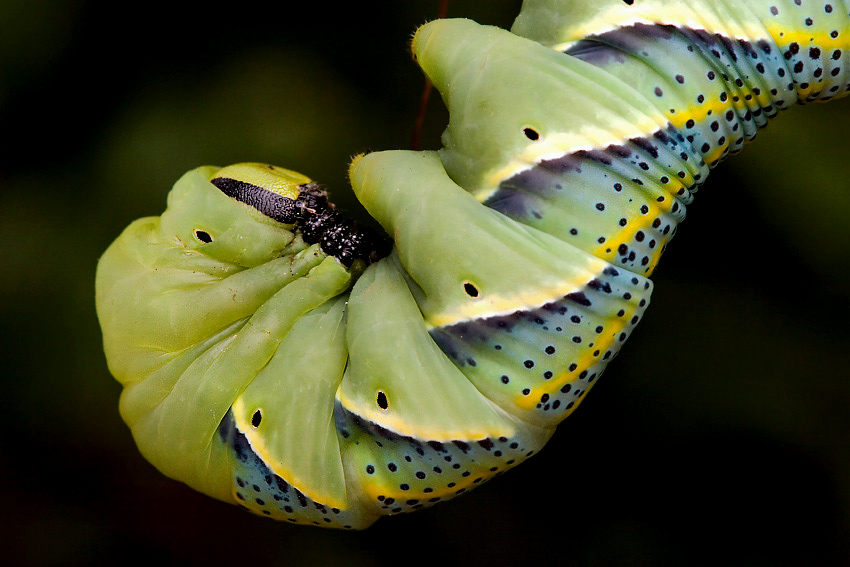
top-left (95, 0), bottom-right (849, 529)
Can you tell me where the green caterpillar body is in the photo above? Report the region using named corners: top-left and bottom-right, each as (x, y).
top-left (95, 0), bottom-right (850, 529)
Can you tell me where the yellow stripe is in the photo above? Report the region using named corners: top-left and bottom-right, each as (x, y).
top-left (765, 27), bottom-right (849, 52)
top-left (424, 256), bottom-right (611, 329)
top-left (476, 114), bottom-right (666, 202)
top-left (552, 5), bottom-right (836, 50)
top-left (704, 143), bottom-right (730, 166)
top-left (590, 210), bottom-right (664, 275)
top-left (336, 390), bottom-right (515, 442)
top-left (589, 168), bottom-right (687, 269)
top-left (231, 397), bottom-right (348, 509)
top-left (359, 470), bottom-right (496, 503)
top-left (514, 303), bottom-right (635, 412)
top-left (666, 91), bottom-right (770, 131)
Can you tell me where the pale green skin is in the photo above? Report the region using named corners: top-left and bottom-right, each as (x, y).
top-left (412, 17), bottom-right (670, 200)
top-left (96, 166), bottom-right (353, 502)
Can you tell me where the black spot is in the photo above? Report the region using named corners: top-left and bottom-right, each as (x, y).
top-left (251, 409), bottom-right (262, 428)
top-left (376, 391), bottom-right (389, 410)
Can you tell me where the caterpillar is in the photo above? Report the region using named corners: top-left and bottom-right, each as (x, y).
top-left (95, 0), bottom-right (850, 529)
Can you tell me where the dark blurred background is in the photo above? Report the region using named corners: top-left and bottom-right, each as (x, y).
top-left (2, 1), bottom-right (849, 565)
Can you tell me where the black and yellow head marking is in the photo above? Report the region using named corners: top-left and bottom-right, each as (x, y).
top-left (211, 163), bottom-right (389, 266)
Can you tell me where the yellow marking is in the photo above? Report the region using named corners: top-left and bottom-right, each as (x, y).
top-left (514, 304), bottom-right (635, 413)
top-left (335, 390), bottom-right (516, 442)
top-left (704, 142), bottom-right (730, 166)
top-left (551, 4), bottom-right (846, 51)
top-left (589, 174), bottom-right (683, 272)
top-left (766, 27), bottom-right (850, 52)
top-left (359, 466), bottom-right (499, 504)
top-left (592, 216), bottom-right (665, 276)
top-left (423, 257), bottom-right (611, 329)
top-left (211, 162), bottom-right (310, 200)
top-left (231, 397), bottom-right (348, 509)
top-left (476, 115), bottom-right (666, 202)
top-left (667, 97), bottom-right (729, 131)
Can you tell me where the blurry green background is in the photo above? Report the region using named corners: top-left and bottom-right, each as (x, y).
top-left (2, 1), bottom-right (849, 565)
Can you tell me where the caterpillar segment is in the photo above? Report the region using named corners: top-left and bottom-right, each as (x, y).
top-left (219, 296), bottom-right (362, 527)
top-left (412, 18), bottom-right (705, 277)
top-left (513, 0), bottom-right (850, 164)
top-left (337, 255), bottom-right (553, 520)
top-left (349, 151), bottom-right (652, 429)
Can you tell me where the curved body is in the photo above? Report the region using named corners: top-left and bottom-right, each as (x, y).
top-left (96, 0), bottom-right (849, 528)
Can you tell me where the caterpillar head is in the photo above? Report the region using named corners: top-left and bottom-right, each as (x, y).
top-left (158, 163), bottom-right (313, 268)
